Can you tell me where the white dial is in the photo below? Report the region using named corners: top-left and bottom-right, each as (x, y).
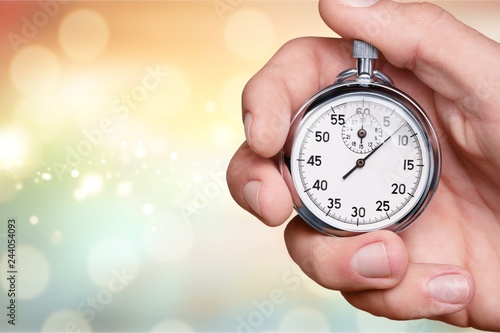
top-left (287, 90), bottom-right (438, 234)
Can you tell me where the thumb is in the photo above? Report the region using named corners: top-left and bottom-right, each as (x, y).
top-left (319, 0), bottom-right (500, 108)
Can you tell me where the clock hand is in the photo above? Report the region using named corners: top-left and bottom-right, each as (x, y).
top-left (342, 124), bottom-right (405, 180)
top-left (359, 116), bottom-right (365, 148)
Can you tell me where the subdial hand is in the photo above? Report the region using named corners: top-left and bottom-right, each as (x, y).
top-left (359, 115), bottom-right (366, 146)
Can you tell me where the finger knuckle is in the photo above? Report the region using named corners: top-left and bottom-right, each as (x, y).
top-left (301, 238), bottom-right (333, 287)
top-left (407, 2), bottom-right (449, 26)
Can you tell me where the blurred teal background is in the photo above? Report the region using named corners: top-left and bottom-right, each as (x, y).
top-left (0, 1), bottom-right (498, 332)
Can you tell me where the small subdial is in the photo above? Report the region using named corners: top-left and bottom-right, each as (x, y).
top-left (342, 113), bottom-right (383, 154)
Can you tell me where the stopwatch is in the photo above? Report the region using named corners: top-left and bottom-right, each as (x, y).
top-left (281, 40), bottom-right (441, 236)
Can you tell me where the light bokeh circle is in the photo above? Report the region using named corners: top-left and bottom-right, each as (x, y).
top-left (142, 213), bottom-right (194, 263)
top-left (59, 9), bottom-right (109, 61)
top-left (0, 128), bottom-right (28, 170)
top-left (142, 64), bottom-right (190, 117)
top-left (278, 307), bottom-right (330, 332)
top-left (42, 309), bottom-right (92, 332)
top-left (30, 215), bottom-right (40, 225)
top-left (224, 9), bottom-right (275, 60)
top-left (143, 203), bottom-right (154, 216)
top-left (87, 237), bottom-right (139, 288)
top-left (10, 45), bottom-right (60, 95)
top-left (0, 245), bottom-right (50, 300)
top-left (50, 230), bottom-right (64, 246)
top-left (151, 319), bottom-right (195, 332)
top-left (205, 101), bottom-right (217, 113)
top-left (210, 121), bottom-right (238, 146)
top-left (0, 174), bottom-right (21, 203)
top-left (15, 96), bottom-right (63, 144)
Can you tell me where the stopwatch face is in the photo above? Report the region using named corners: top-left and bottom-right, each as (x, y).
top-left (282, 83), bottom-right (440, 236)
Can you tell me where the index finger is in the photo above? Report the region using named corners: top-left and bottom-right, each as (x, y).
top-left (242, 37), bottom-right (354, 158)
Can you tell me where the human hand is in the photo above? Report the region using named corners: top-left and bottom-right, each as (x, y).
top-left (226, 0), bottom-right (500, 330)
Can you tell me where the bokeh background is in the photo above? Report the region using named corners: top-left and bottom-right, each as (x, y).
top-left (0, 1), bottom-right (498, 332)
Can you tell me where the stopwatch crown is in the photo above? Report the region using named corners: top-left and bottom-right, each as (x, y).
top-left (353, 40), bottom-right (378, 60)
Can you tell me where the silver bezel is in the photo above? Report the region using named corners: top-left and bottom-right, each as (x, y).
top-left (280, 81), bottom-right (441, 237)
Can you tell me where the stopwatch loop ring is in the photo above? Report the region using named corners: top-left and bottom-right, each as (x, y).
top-left (335, 69), bottom-right (394, 86)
